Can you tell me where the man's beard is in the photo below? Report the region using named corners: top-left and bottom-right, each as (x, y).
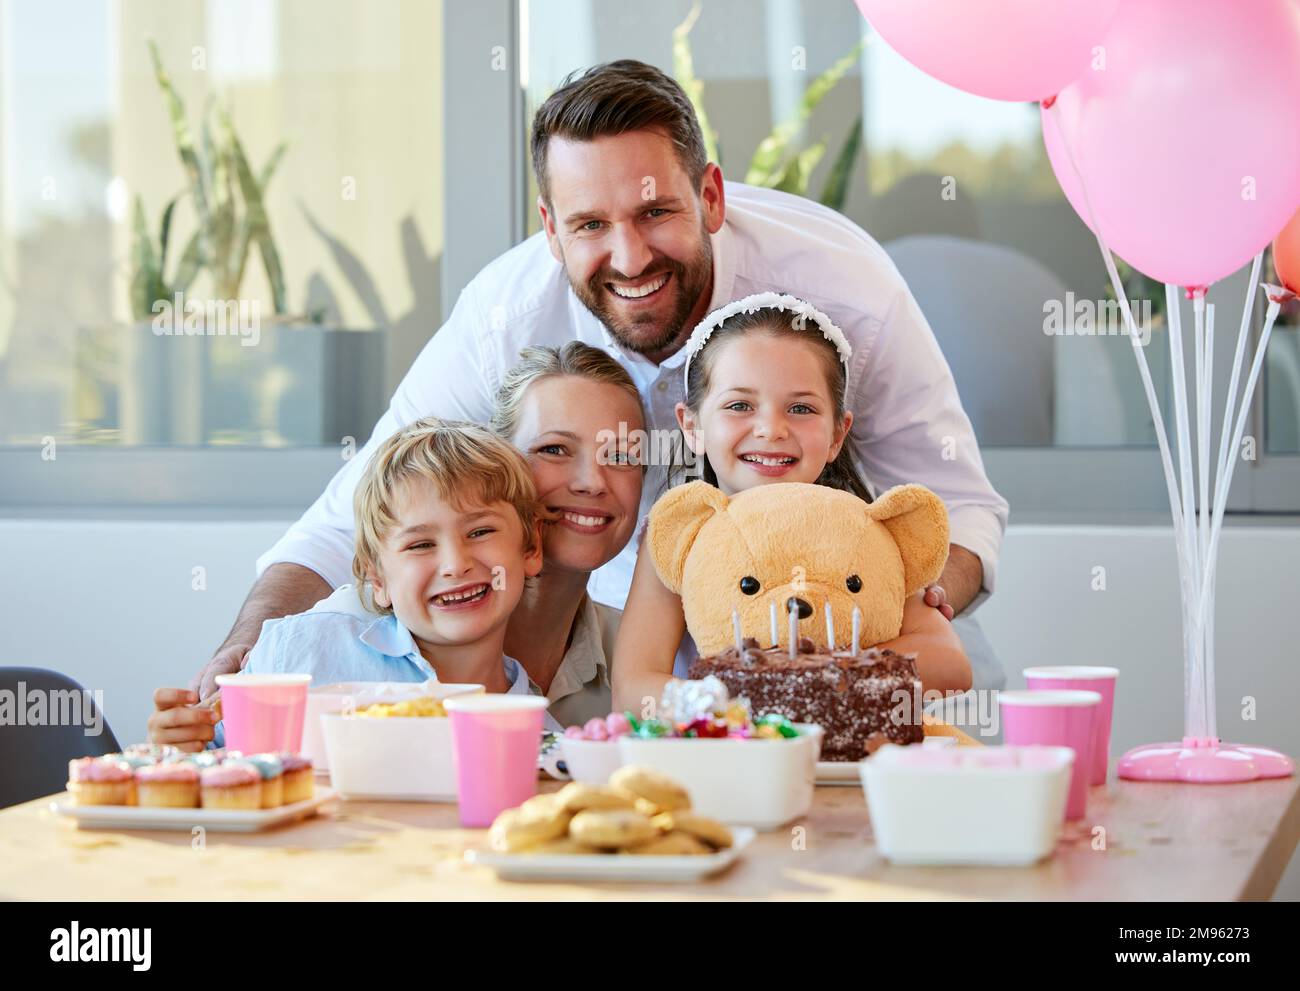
top-left (567, 230), bottom-right (713, 357)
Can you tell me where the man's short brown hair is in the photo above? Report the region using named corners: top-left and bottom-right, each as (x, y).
top-left (530, 59), bottom-right (708, 207)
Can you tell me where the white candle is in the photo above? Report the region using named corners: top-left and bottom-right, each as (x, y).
top-left (825, 602), bottom-right (835, 650)
top-left (851, 606), bottom-right (861, 655)
top-left (788, 600), bottom-right (798, 660)
top-left (732, 608), bottom-right (743, 652)
top-left (769, 601), bottom-right (779, 647)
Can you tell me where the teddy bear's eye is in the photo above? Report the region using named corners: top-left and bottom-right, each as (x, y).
top-left (846, 575), bottom-right (862, 593)
top-left (739, 576), bottom-right (761, 595)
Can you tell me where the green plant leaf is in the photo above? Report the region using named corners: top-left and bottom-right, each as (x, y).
top-left (172, 230), bottom-right (205, 293)
top-left (157, 194), bottom-right (180, 278)
top-left (772, 141), bottom-right (826, 196)
top-left (147, 41), bottom-right (213, 243)
top-left (129, 195), bottom-right (159, 321)
top-left (745, 37), bottom-right (866, 186)
top-left (258, 140), bottom-right (288, 189)
top-left (219, 106), bottom-right (287, 314)
top-left (672, 2), bottom-right (719, 165)
top-left (819, 114), bottom-right (862, 211)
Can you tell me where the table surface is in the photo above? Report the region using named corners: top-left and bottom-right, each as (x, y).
top-left (2, 771), bottom-right (1297, 901)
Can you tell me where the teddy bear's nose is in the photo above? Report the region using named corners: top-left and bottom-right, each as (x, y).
top-left (785, 596), bottom-right (813, 620)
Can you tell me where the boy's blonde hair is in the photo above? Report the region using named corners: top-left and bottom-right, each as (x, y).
top-left (352, 418), bottom-right (542, 597)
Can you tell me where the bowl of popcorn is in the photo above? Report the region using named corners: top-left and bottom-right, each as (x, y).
top-left (320, 683), bottom-right (483, 801)
top-left (558, 713), bottom-right (633, 784)
top-left (614, 678), bottom-right (823, 830)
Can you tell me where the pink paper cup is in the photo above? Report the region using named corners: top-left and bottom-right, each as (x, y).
top-left (216, 673), bottom-right (311, 754)
top-left (1023, 666), bottom-right (1119, 786)
top-left (998, 689), bottom-right (1100, 821)
top-left (444, 695), bottom-right (550, 827)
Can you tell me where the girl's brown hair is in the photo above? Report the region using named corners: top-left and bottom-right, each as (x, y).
top-left (682, 305), bottom-right (872, 503)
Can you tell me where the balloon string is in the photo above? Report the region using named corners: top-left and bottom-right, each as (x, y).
top-left (1042, 101), bottom-right (1196, 732)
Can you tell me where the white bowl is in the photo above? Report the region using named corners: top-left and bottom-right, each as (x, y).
top-left (558, 736), bottom-right (625, 783)
top-left (616, 725), bottom-right (823, 830)
top-left (319, 683), bottom-right (484, 801)
top-left (860, 744), bottom-right (1073, 866)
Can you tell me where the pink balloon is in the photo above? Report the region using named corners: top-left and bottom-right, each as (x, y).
top-left (1042, 0), bottom-right (1300, 289)
top-left (855, 0), bottom-right (1120, 102)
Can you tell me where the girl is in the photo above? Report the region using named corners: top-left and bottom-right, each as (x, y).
top-left (611, 293), bottom-right (971, 711)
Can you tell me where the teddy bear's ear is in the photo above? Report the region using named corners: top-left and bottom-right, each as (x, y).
top-left (646, 481), bottom-right (730, 592)
top-left (866, 484), bottom-right (950, 595)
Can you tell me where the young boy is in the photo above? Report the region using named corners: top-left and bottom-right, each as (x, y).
top-left (149, 418), bottom-right (546, 749)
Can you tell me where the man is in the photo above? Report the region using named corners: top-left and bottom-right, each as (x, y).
top-left (190, 58), bottom-right (1008, 699)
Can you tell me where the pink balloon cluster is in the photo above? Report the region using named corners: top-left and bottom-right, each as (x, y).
top-left (855, 0), bottom-right (1300, 289)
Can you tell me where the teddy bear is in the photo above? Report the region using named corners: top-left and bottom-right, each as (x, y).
top-left (646, 480), bottom-right (950, 657)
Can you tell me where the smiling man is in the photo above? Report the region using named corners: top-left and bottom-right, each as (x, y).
top-left (192, 59), bottom-right (1009, 698)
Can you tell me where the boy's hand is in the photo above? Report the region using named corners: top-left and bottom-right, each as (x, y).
top-left (148, 688), bottom-right (219, 752)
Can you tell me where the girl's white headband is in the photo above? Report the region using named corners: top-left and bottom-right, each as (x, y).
top-left (681, 292), bottom-right (853, 392)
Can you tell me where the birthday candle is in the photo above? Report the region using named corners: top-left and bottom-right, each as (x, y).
top-left (851, 606), bottom-right (861, 655)
top-left (788, 600), bottom-right (798, 660)
top-left (824, 602), bottom-right (835, 649)
top-left (732, 608), bottom-right (743, 652)
top-left (770, 601), bottom-right (779, 647)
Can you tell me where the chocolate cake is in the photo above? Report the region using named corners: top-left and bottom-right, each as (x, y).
top-left (688, 637), bottom-right (924, 761)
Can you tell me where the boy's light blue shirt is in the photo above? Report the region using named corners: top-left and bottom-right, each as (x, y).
top-left (214, 584), bottom-right (557, 745)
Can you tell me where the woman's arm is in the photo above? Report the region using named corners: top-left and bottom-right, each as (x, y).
top-left (611, 548), bottom-right (688, 713)
top-left (877, 592), bottom-right (972, 694)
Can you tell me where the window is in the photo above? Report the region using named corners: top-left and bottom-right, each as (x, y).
top-left (0, 0), bottom-right (444, 505)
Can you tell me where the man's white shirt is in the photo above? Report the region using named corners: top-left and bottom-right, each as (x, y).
top-left (257, 181), bottom-right (1010, 610)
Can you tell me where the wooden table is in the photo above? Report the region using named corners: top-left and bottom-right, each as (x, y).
top-left (2, 774), bottom-right (1296, 901)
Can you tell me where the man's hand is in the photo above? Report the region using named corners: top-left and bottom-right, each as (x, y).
top-left (190, 642), bottom-right (251, 699)
top-left (923, 585), bottom-right (955, 621)
top-left (148, 688), bottom-right (219, 752)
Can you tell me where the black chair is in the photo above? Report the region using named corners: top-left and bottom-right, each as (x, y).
top-left (0, 667), bottom-right (121, 809)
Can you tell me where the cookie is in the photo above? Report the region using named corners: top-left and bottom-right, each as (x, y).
top-left (625, 831), bottom-right (713, 856)
top-left (568, 809), bottom-right (658, 850)
top-left (488, 803), bottom-right (571, 853)
top-left (518, 836), bottom-right (602, 856)
top-left (556, 782), bottom-right (637, 814)
top-left (610, 765), bottom-right (691, 812)
top-left (651, 811), bottom-right (733, 849)
top-left (633, 797), bottom-right (665, 817)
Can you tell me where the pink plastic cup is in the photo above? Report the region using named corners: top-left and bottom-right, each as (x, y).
top-left (215, 673), bottom-right (311, 754)
top-left (444, 695), bottom-right (550, 827)
top-left (1023, 666), bottom-right (1119, 786)
top-left (998, 689), bottom-right (1100, 820)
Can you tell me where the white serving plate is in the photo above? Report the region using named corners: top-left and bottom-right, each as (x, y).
top-left (617, 725), bottom-right (822, 830)
top-left (465, 827), bottom-right (755, 882)
top-left (860, 744), bottom-right (1073, 866)
top-left (50, 788), bottom-right (336, 833)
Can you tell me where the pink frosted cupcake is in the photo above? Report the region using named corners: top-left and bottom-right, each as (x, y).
top-left (136, 762), bottom-right (200, 808)
top-left (67, 757), bottom-right (133, 806)
top-left (199, 763), bottom-right (262, 810)
top-left (276, 753), bottom-right (314, 805)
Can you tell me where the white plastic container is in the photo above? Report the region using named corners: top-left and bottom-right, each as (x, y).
top-left (616, 725), bottom-right (823, 830)
top-left (319, 683), bottom-right (483, 801)
top-left (860, 744), bottom-right (1073, 865)
top-left (558, 737), bottom-right (624, 783)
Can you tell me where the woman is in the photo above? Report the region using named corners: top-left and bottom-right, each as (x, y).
top-left (489, 342), bottom-right (646, 724)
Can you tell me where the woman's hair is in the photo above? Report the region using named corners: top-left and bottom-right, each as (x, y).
top-left (681, 305), bottom-right (872, 502)
top-left (351, 418), bottom-right (542, 607)
top-left (489, 341), bottom-right (645, 445)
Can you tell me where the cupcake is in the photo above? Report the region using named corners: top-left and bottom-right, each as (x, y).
top-left (199, 763), bottom-right (262, 810)
top-left (135, 762), bottom-right (200, 808)
top-left (277, 754), bottom-right (314, 805)
top-left (123, 743), bottom-right (179, 765)
top-left (230, 754), bottom-right (284, 808)
top-left (67, 757), bottom-right (133, 806)
top-left (170, 748), bottom-right (222, 770)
